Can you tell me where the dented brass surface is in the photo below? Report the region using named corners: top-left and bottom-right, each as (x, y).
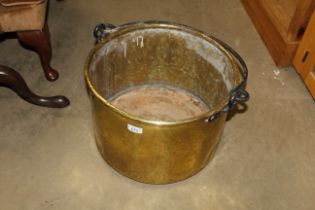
top-left (84, 22), bottom-right (243, 184)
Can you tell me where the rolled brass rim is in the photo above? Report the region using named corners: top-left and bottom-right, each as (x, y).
top-left (84, 21), bottom-right (241, 126)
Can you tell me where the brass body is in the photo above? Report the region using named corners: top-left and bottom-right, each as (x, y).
top-left (84, 22), bottom-right (242, 184)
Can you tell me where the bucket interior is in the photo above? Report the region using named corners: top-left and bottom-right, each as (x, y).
top-left (88, 27), bottom-right (240, 121)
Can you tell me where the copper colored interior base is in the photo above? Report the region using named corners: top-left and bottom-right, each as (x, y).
top-left (110, 85), bottom-right (210, 121)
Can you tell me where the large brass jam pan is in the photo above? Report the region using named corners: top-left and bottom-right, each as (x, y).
top-left (84, 21), bottom-right (249, 184)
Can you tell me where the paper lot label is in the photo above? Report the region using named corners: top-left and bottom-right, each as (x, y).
top-left (127, 124), bottom-right (143, 134)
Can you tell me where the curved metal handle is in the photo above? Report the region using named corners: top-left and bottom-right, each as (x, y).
top-left (93, 23), bottom-right (116, 43)
top-left (91, 23), bottom-right (249, 121)
top-left (211, 36), bottom-right (248, 89)
top-left (208, 37), bottom-right (250, 122)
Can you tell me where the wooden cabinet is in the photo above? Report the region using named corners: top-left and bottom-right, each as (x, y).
top-left (293, 11), bottom-right (315, 99)
top-left (241, 0), bottom-right (315, 67)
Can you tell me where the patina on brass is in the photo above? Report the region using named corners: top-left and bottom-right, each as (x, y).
top-left (84, 21), bottom-right (247, 184)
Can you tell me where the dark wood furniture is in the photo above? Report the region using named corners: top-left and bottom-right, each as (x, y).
top-left (0, 65), bottom-right (69, 107)
top-left (0, 0), bottom-right (69, 107)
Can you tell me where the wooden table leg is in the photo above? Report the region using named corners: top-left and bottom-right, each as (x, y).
top-left (17, 24), bottom-right (59, 82)
top-left (0, 65), bottom-right (69, 108)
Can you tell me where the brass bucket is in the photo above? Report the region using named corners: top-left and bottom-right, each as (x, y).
top-left (84, 21), bottom-right (249, 184)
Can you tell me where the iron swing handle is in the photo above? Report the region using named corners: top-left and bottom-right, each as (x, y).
top-left (93, 23), bottom-right (249, 121)
top-left (93, 23), bottom-right (116, 43)
top-left (207, 37), bottom-right (250, 122)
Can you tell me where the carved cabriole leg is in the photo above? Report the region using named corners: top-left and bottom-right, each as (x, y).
top-left (0, 65), bottom-right (69, 108)
top-left (16, 24), bottom-right (59, 81)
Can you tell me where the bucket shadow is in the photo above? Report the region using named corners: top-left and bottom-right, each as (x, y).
top-left (226, 102), bottom-right (248, 122)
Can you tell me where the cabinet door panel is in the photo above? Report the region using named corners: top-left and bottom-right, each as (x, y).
top-left (293, 12), bottom-right (315, 98)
